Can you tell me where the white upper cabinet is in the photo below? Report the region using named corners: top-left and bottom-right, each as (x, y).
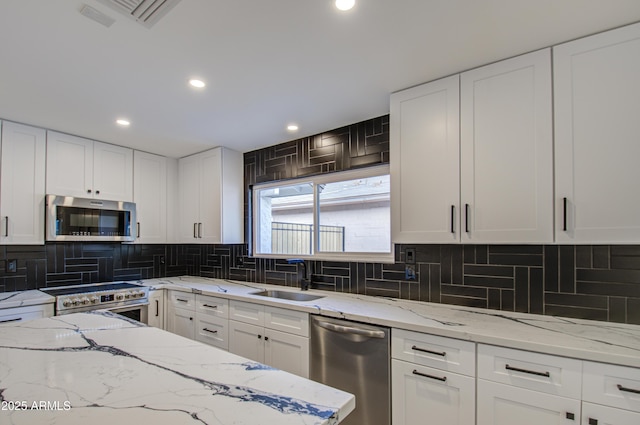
top-left (391, 49), bottom-right (553, 244)
top-left (178, 147), bottom-right (243, 244)
top-left (0, 121), bottom-right (46, 244)
top-left (46, 131), bottom-right (133, 201)
top-left (554, 23), bottom-right (640, 243)
top-left (391, 75), bottom-right (461, 243)
top-left (460, 49), bottom-right (553, 243)
top-left (133, 151), bottom-right (167, 243)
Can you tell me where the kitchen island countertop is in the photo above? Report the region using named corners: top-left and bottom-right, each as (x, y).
top-left (0, 311), bottom-right (354, 425)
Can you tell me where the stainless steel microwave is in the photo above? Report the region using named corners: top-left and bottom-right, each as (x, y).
top-left (46, 195), bottom-right (136, 242)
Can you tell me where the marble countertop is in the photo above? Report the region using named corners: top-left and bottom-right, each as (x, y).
top-left (0, 290), bottom-right (54, 309)
top-left (0, 311), bottom-right (354, 425)
top-left (143, 276), bottom-right (640, 368)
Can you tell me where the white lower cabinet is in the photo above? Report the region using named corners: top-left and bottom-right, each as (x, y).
top-left (477, 379), bottom-right (581, 425)
top-left (582, 361), bottom-right (640, 425)
top-left (166, 291), bottom-right (230, 346)
top-left (582, 403), bottom-right (640, 425)
top-left (392, 359), bottom-right (475, 424)
top-left (229, 300), bottom-right (309, 378)
top-left (477, 344), bottom-right (582, 425)
top-left (147, 289), bottom-right (165, 329)
top-left (0, 304), bottom-right (53, 325)
top-left (391, 329), bottom-right (476, 425)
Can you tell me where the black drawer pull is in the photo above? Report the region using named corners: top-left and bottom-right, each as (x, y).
top-left (588, 418), bottom-right (598, 425)
top-left (412, 369), bottom-right (447, 382)
top-left (202, 328), bottom-right (218, 334)
top-left (563, 197), bottom-right (568, 231)
top-left (176, 298), bottom-right (189, 303)
top-left (451, 205), bottom-right (455, 234)
top-left (411, 345), bottom-right (446, 357)
top-left (617, 384), bottom-right (640, 394)
top-left (202, 304), bottom-right (218, 309)
top-left (566, 412), bottom-right (575, 421)
top-left (0, 317), bottom-right (22, 324)
top-left (505, 364), bottom-right (550, 377)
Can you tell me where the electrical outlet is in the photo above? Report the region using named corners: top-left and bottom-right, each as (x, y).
top-left (405, 265), bottom-right (416, 280)
top-left (159, 255), bottom-right (166, 265)
top-left (405, 248), bottom-right (416, 264)
top-left (7, 259), bottom-right (17, 273)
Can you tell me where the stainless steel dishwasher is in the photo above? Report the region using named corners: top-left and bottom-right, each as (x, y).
top-left (310, 315), bottom-right (390, 425)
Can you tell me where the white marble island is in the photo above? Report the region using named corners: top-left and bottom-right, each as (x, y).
top-left (0, 312), bottom-right (354, 425)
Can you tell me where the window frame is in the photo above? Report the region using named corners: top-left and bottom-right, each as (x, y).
top-left (251, 164), bottom-right (393, 263)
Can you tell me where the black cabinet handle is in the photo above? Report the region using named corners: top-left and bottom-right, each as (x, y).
top-left (264, 336), bottom-right (269, 341)
top-left (563, 197), bottom-right (568, 231)
top-left (193, 223), bottom-right (198, 238)
top-left (0, 317), bottom-right (22, 324)
top-left (176, 298), bottom-right (188, 303)
top-left (617, 384), bottom-right (640, 394)
top-left (189, 317), bottom-right (193, 321)
top-left (95, 190), bottom-right (100, 195)
top-left (202, 328), bottom-right (218, 334)
top-left (202, 304), bottom-right (218, 309)
top-left (198, 223), bottom-right (203, 238)
top-left (155, 299), bottom-right (159, 317)
top-left (258, 334), bottom-right (262, 339)
top-left (588, 419), bottom-right (598, 425)
top-left (137, 222), bottom-right (141, 239)
top-left (87, 189), bottom-right (92, 194)
top-left (465, 204), bottom-right (470, 233)
top-left (3, 216), bottom-right (8, 237)
top-left (411, 345), bottom-right (446, 357)
top-left (566, 412), bottom-right (575, 421)
top-left (451, 205), bottom-right (455, 234)
top-left (505, 364), bottom-right (550, 377)
top-left (412, 369), bottom-right (447, 382)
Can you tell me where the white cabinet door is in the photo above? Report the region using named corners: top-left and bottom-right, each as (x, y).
top-left (582, 403), bottom-right (640, 425)
top-left (178, 147), bottom-right (243, 244)
top-left (46, 132), bottom-right (133, 201)
top-left (147, 289), bottom-right (165, 329)
top-left (392, 359), bottom-right (475, 425)
top-left (198, 148), bottom-right (222, 243)
top-left (195, 315), bottom-right (229, 350)
top-left (167, 307), bottom-right (195, 339)
top-left (460, 49), bottom-right (553, 243)
top-left (133, 151), bottom-right (167, 243)
top-left (228, 320), bottom-right (264, 363)
top-left (0, 122), bottom-right (46, 244)
top-left (554, 23), bottom-right (640, 243)
top-left (46, 131), bottom-right (93, 198)
top-left (477, 379), bottom-right (581, 425)
top-left (390, 75), bottom-right (460, 243)
top-left (92, 141), bottom-right (133, 201)
top-left (264, 328), bottom-right (309, 378)
top-left (178, 153), bottom-right (201, 241)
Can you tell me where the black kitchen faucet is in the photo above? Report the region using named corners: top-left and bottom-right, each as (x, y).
top-left (287, 259), bottom-right (310, 291)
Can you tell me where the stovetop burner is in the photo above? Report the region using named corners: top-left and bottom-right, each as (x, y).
top-left (42, 282), bottom-right (142, 296)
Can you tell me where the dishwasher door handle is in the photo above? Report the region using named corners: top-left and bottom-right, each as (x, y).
top-left (316, 320), bottom-right (386, 338)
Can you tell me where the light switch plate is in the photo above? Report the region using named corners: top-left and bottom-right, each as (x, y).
top-left (405, 248), bottom-right (416, 264)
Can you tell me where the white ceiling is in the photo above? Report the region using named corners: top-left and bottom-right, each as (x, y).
top-left (1, 1), bottom-right (640, 158)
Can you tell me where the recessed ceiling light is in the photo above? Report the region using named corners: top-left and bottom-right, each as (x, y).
top-left (189, 79), bottom-right (206, 88)
top-left (287, 124), bottom-right (299, 131)
top-left (116, 119), bottom-right (130, 126)
top-left (335, 0), bottom-right (355, 11)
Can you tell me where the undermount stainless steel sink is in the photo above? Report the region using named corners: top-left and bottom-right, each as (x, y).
top-left (251, 290), bottom-right (325, 302)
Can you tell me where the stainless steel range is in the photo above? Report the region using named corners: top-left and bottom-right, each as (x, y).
top-left (41, 282), bottom-right (149, 323)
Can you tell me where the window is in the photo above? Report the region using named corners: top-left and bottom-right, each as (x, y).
top-left (252, 165), bottom-right (391, 261)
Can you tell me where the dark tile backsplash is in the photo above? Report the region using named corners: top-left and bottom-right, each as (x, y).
top-left (1, 115), bottom-right (640, 325)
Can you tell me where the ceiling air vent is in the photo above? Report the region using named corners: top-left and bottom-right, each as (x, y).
top-left (97, 0), bottom-right (182, 28)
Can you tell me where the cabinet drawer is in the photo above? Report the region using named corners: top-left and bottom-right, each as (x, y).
top-left (265, 306), bottom-right (308, 337)
top-left (168, 291), bottom-right (195, 310)
top-left (0, 304), bottom-right (53, 324)
top-left (478, 344), bottom-right (582, 399)
top-left (392, 359), bottom-right (475, 425)
top-left (392, 328), bottom-right (476, 376)
top-left (583, 361), bottom-right (640, 413)
top-left (582, 401), bottom-right (640, 425)
top-left (196, 294), bottom-right (228, 318)
top-left (230, 300), bottom-right (264, 326)
top-left (477, 379), bottom-right (581, 425)
top-left (195, 315), bottom-right (228, 351)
